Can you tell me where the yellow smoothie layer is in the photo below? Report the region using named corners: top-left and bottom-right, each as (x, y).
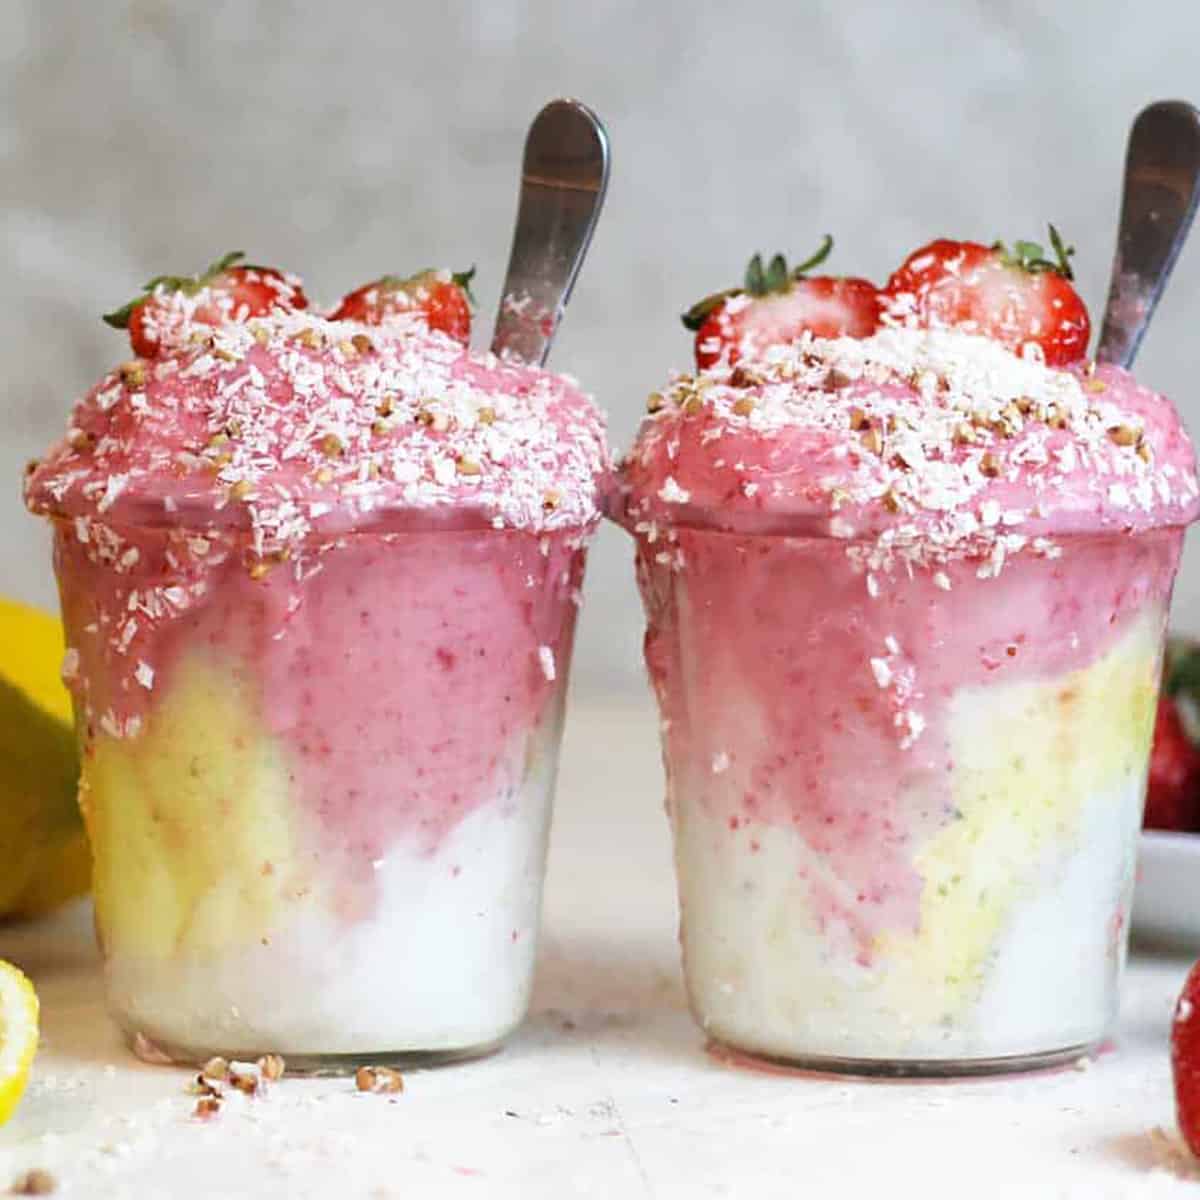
top-left (871, 610), bottom-right (1159, 1019)
top-left (83, 655), bottom-right (316, 961)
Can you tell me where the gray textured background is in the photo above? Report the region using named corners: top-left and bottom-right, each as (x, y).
top-left (5, 0), bottom-right (1200, 694)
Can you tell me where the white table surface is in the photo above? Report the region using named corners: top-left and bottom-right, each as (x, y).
top-left (2, 693), bottom-right (1199, 1199)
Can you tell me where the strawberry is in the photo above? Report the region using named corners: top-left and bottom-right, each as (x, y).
top-left (103, 252), bottom-right (308, 358)
top-left (880, 226), bottom-right (1090, 366)
top-left (1145, 638), bottom-right (1200, 833)
top-left (682, 237), bottom-right (881, 370)
top-left (1145, 695), bottom-right (1200, 831)
top-left (329, 268), bottom-right (475, 344)
top-left (1172, 959), bottom-right (1200, 1155)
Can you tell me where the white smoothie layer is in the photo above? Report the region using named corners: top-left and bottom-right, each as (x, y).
top-left (669, 615), bottom-right (1158, 1065)
top-left (675, 776), bottom-right (1139, 1063)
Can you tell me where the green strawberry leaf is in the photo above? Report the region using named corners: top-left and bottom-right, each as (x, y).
top-left (764, 253), bottom-right (789, 292)
top-left (681, 287), bottom-right (741, 331)
top-left (1164, 637), bottom-right (1200, 745)
top-left (1047, 224), bottom-right (1076, 280)
top-left (744, 253), bottom-right (768, 296)
top-left (375, 267), bottom-right (477, 308)
top-left (791, 234), bottom-right (834, 277)
top-left (1167, 638), bottom-right (1200, 699)
top-left (204, 251), bottom-right (246, 276)
top-left (102, 298), bottom-right (142, 330)
top-left (682, 235), bottom-right (836, 329)
top-left (993, 225), bottom-right (1076, 280)
top-left (101, 251), bottom-right (247, 329)
top-left (452, 266), bottom-right (477, 308)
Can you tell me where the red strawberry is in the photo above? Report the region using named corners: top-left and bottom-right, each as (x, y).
top-left (1144, 694), bottom-right (1200, 831)
top-left (1146, 639), bottom-right (1200, 832)
top-left (104, 252), bottom-right (308, 358)
top-left (880, 226), bottom-right (1090, 366)
top-left (682, 237), bottom-right (880, 370)
top-left (329, 268), bottom-right (475, 344)
top-left (1172, 960), bottom-right (1200, 1155)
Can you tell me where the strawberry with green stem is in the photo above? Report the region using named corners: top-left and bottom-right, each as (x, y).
top-left (682, 237), bottom-right (881, 370)
top-left (880, 226), bottom-right (1090, 366)
top-left (329, 268), bottom-right (476, 345)
top-left (104, 252), bottom-right (308, 358)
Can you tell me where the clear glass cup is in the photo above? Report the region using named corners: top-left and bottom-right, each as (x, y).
top-left (633, 521), bottom-right (1183, 1075)
top-left (52, 512), bottom-right (585, 1069)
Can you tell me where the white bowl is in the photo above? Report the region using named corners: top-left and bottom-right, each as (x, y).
top-left (1133, 830), bottom-right (1200, 946)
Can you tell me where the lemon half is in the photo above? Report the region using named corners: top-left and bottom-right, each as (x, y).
top-left (0, 962), bottom-right (39, 1125)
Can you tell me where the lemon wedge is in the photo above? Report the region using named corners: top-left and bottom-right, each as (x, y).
top-left (0, 962), bottom-right (39, 1126)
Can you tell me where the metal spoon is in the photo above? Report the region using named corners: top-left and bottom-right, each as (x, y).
top-left (1097, 99), bottom-right (1200, 368)
top-left (490, 99), bottom-right (611, 366)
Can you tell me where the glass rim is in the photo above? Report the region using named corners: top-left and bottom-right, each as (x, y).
top-left (606, 504), bottom-right (1189, 546)
top-left (44, 500), bottom-right (596, 540)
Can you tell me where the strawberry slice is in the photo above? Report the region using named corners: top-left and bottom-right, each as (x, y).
top-left (1173, 960), bottom-right (1200, 1156)
top-left (880, 226), bottom-right (1090, 366)
top-left (329, 268), bottom-right (475, 345)
top-left (682, 237), bottom-right (881, 370)
top-left (103, 252), bottom-right (308, 358)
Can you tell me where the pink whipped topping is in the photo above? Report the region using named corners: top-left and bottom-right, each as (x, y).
top-left (26, 303), bottom-right (612, 556)
top-left (619, 328), bottom-right (1200, 561)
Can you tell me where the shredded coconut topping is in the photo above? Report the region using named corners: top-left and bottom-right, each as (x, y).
top-left (622, 327), bottom-right (1199, 579)
top-left (27, 306), bottom-right (612, 565)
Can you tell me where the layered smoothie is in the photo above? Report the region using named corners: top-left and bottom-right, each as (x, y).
top-left (26, 261), bottom-right (610, 1065)
top-left (620, 319), bottom-right (1199, 1071)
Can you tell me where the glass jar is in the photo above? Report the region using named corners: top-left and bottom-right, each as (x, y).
top-left (53, 511), bottom-right (586, 1070)
top-left (633, 521), bottom-right (1181, 1074)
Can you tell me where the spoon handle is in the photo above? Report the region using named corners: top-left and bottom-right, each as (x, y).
top-left (490, 99), bottom-right (611, 367)
top-left (1097, 100), bottom-right (1200, 369)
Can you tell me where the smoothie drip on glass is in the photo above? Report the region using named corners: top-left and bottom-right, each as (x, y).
top-left (26, 263), bottom-right (611, 1066)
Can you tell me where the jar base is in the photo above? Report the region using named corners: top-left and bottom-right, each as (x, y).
top-left (707, 1037), bottom-right (1100, 1079)
top-left (127, 1029), bottom-right (505, 1075)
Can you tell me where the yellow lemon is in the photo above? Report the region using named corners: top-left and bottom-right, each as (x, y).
top-left (0, 597), bottom-right (88, 919)
top-left (0, 597), bottom-right (73, 725)
top-left (0, 961), bottom-right (39, 1125)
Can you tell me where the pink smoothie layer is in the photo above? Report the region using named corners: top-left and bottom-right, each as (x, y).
top-left (27, 297), bottom-right (610, 868)
top-left (53, 521), bottom-right (581, 848)
top-left (637, 528), bottom-right (1177, 962)
top-left (619, 328), bottom-right (1199, 962)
